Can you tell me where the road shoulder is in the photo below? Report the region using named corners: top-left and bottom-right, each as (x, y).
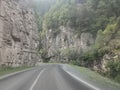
top-left (61, 64), bottom-right (120, 90)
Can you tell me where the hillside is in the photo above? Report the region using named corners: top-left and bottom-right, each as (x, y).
top-left (32, 0), bottom-right (120, 83)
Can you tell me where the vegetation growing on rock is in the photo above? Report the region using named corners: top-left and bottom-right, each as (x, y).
top-left (33, 0), bottom-right (120, 83)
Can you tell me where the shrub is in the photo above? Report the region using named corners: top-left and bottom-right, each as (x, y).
top-left (115, 75), bottom-right (120, 83)
top-left (39, 49), bottom-right (50, 63)
top-left (80, 50), bottom-right (96, 67)
top-left (107, 60), bottom-right (120, 82)
top-left (69, 60), bottom-right (80, 66)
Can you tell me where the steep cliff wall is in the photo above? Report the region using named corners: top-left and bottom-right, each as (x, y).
top-left (0, 0), bottom-right (39, 66)
top-left (41, 26), bottom-right (94, 62)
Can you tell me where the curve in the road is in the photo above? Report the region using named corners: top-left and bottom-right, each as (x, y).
top-left (0, 64), bottom-right (101, 90)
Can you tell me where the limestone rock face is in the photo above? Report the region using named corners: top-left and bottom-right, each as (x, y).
top-left (42, 26), bottom-right (95, 62)
top-left (0, 0), bottom-right (39, 66)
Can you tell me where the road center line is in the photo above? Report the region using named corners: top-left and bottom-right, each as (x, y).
top-left (29, 69), bottom-right (45, 90)
top-left (65, 70), bottom-right (101, 90)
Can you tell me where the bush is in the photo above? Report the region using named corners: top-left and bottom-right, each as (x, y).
top-left (115, 75), bottom-right (120, 83)
top-left (80, 50), bottom-right (97, 67)
top-left (39, 49), bottom-right (50, 63)
top-left (69, 60), bottom-right (80, 66)
top-left (107, 60), bottom-right (120, 82)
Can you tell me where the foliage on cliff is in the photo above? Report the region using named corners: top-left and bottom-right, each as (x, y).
top-left (80, 17), bottom-right (120, 83)
top-left (33, 0), bottom-right (120, 34)
top-left (33, 0), bottom-right (120, 83)
top-left (41, 0), bottom-right (120, 35)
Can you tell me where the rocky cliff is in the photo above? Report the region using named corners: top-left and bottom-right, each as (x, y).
top-left (41, 26), bottom-right (95, 63)
top-left (0, 0), bottom-right (39, 67)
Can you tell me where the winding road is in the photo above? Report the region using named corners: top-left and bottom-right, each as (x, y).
top-left (0, 64), bottom-right (98, 90)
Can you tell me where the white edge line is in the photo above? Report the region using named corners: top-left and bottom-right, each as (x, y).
top-left (29, 69), bottom-right (45, 90)
top-left (65, 70), bottom-right (101, 90)
top-left (0, 68), bottom-right (34, 80)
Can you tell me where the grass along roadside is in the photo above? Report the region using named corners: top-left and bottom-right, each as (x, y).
top-left (0, 66), bottom-right (33, 76)
top-left (70, 65), bottom-right (120, 90)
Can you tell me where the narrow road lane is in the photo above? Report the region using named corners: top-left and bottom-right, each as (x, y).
top-left (0, 64), bottom-right (97, 90)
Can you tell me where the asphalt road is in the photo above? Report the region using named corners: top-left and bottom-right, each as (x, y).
top-left (0, 64), bottom-right (97, 90)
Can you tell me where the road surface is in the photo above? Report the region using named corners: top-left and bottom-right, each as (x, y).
top-left (0, 64), bottom-right (98, 90)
